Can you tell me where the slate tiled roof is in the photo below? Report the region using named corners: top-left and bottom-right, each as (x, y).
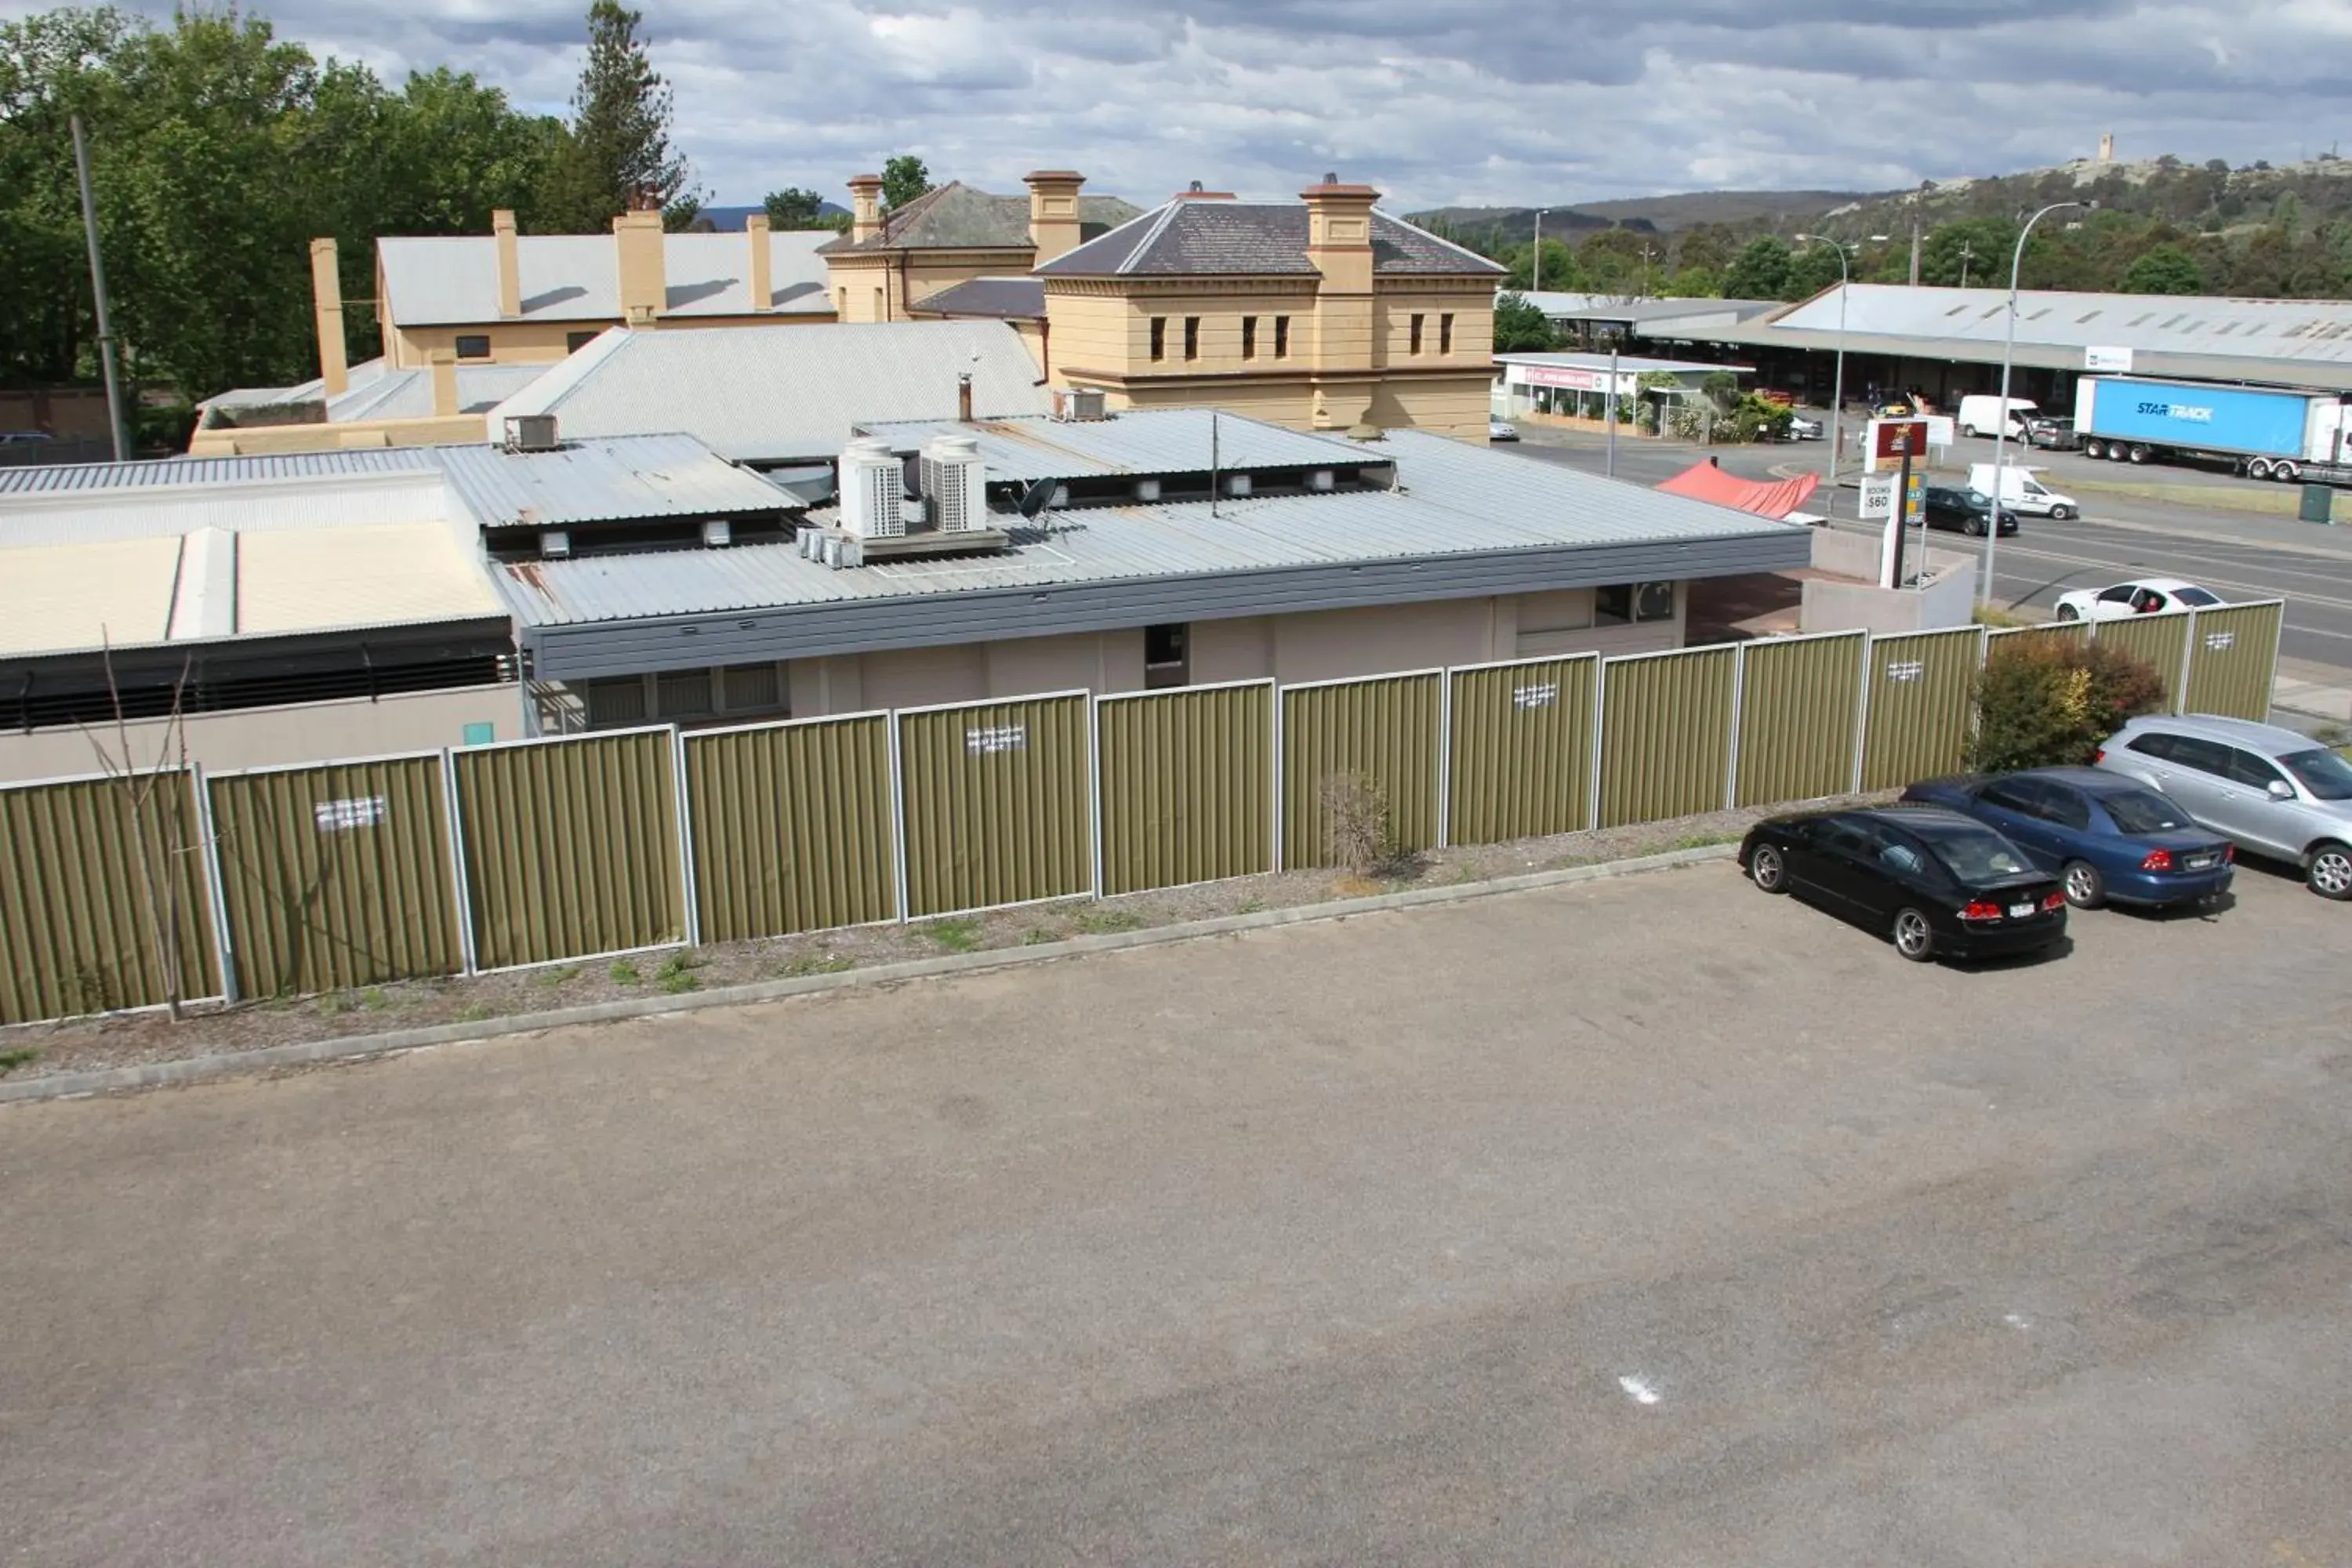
top-left (907, 277), bottom-right (1048, 319)
top-left (819, 182), bottom-right (1142, 254)
top-left (1035, 201), bottom-right (1505, 279)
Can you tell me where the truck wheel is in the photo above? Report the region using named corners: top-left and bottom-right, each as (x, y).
top-left (2274, 461), bottom-right (2300, 483)
top-left (2082, 439), bottom-right (2101, 459)
top-left (2128, 444), bottom-right (2151, 464)
top-left (2111, 443), bottom-right (2130, 463)
top-left (2249, 458), bottom-right (2274, 481)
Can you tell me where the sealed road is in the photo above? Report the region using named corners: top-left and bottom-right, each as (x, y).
top-left (5, 861), bottom-right (2351, 1565)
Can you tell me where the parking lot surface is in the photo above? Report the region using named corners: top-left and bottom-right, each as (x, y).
top-left (5, 859), bottom-right (2350, 1565)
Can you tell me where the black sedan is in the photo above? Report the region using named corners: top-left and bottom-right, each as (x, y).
top-left (1922, 485), bottom-right (2020, 537)
top-left (1738, 804), bottom-right (2067, 962)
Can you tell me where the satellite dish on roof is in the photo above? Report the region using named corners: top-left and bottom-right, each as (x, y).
top-left (1016, 477), bottom-right (1058, 519)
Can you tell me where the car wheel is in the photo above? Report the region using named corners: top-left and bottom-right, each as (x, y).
top-left (2307, 841), bottom-right (2352, 900)
top-left (2056, 604), bottom-right (2081, 621)
top-left (1964, 517), bottom-right (1985, 536)
top-left (1962, 424), bottom-right (1980, 438)
top-left (2051, 505), bottom-right (2076, 521)
top-left (2061, 859), bottom-right (2106, 909)
top-left (1749, 844), bottom-right (1788, 893)
top-left (1891, 907), bottom-right (1936, 962)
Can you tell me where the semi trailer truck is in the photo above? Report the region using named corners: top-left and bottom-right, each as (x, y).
top-left (2074, 375), bottom-right (2352, 485)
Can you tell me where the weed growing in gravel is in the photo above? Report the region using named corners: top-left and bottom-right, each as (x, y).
top-left (1673, 832), bottom-right (1739, 851)
top-left (655, 955), bottom-right (701, 993)
top-left (608, 960), bottom-right (643, 985)
top-left (316, 995), bottom-right (346, 1018)
top-left (1076, 909), bottom-right (1145, 935)
top-left (925, 918), bottom-right (980, 953)
top-left (1234, 897), bottom-right (1265, 915)
top-left (1021, 927), bottom-right (1059, 946)
top-left (0, 1047), bottom-right (42, 1076)
top-left (783, 953), bottom-right (855, 976)
top-left (536, 966), bottom-right (580, 989)
top-left (361, 988), bottom-right (390, 1011)
top-left (458, 1004), bottom-right (494, 1022)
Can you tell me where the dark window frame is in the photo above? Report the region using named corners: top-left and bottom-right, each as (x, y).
top-left (1183, 317), bottom-right (1200, 361)
top-left (1240, 316), bottom-right (1258, 360)
top-left (452, 333), bottom-right (492, 361)
top-left (1149, 318), bottom-right (1167, 361)
top-left (1273, 316), bottom-right (1290, 358)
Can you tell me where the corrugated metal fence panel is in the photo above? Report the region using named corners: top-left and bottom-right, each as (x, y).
top-left (0, 773), bottom-right (219, 1023)
top-left (685, 716), bottom-right (898, 942)
top-left (2090, 610), bottom-right (2193, 710)
top-left (1098, 685), bottom-right (1273, 896)
top-left (208, 758), bottom-right (459, 998)
top-left (453, 731), bottom-right (684, 969)
top-left (1599, 648), bottom-right (1737, 828)
top-left (2183, 601), bottom-right (2285, 720)
top-left (1861, 627), bottom-right (1984, 791)
top-left (1735, 633), bottom-right (1867, 808)
top-left (1985, 619), bottom-right (2092, 657)
top-left (1280, 674), bottom-right (1442, 869)
top-left (899, 695), bottom-right (1092, 917)
top-left (1446, 656), bottom-right (1596, 846)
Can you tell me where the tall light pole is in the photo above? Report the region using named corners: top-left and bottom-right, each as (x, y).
top-left (1793, 234), bottom-right (1853, 508)
top-left (1532, 208), bottom-right (1550, 292)
top-left (71, 114), bottom-right (131, 462)
top-left (1982, 200), bottom-right (2088, 606)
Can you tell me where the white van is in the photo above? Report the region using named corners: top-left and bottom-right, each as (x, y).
top-left (1968, 461), bottom-right (2079, 521)
top-left (1956, 394), bottom-right (2034, 439)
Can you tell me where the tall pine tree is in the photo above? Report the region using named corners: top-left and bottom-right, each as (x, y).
top-left (537, 2), bottom-right (695, 232)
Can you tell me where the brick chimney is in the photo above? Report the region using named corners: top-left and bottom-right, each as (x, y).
top-left (1023, 169), bottom-right (1085, 263)
top-left (613, 208), bottom-right (666, 325)
top-left (428, 348), bottom-right (458, 417)
top-left (746, 212), bottom-right (773, 311)
top-left (1300, 174), bottom-right (1379, 406)
top-left (848, 173), bottom-right (885, 245)
top-left (492, 209), bottom-right (522, 319)
top-left (308, 237), bottom-right (349, 397)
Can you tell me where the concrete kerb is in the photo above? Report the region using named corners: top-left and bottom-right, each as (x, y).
top-left (0, 844), bottom-right (1741, 1105)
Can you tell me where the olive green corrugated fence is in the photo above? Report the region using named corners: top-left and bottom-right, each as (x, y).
top-left (0, 604), bottom-right (2289, 1025)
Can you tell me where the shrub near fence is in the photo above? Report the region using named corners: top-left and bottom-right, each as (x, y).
top-left (0, 602), bottom-right (2285, 1025)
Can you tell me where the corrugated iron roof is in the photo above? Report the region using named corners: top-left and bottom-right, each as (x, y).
top-left (486, 321), bottom-right (1053, 464)
top-left (376, 230), bottom-right (833, 326)
top-left (0, 446), bottom-right (440, 495)
top-left (495, 428), bottom-right (1802, 627)
top-left (858, 408), bottom-right (1371, 480)
top-left (435, 432), bottom-right (790, 529)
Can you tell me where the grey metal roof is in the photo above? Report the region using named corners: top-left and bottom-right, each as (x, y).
top-left (199, 358), bottom-right (548, 422)
top-left (376, 230), bottom-right (833, 327)
top-left (1650, 284), bottom-right (2352, 390)
top-left (908, 276), bottom-right (1048, 319)
top-left (1497, 351), bottom-right (1753, 376)
top-left (0, 445), bottom-right (441, 495)
top-left (435, 433), bottom-right (789, 530)
top-left (1523, 292), bottom-right (1781, 328)
top-left (486, 321), bottom-right (1053, 466)
top-left (495, 425), bottom-right (1806, 644)
top-left (818, 182), bottom-right (1142, 253)
top-left (1036, 201), bottom-right (1504, 278)
top-left (856, 408), bottom-right (1373, 481)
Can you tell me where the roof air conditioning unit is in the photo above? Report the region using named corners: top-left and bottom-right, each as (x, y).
top-left (1309, 469), bottom-right (1335, 492)
top-left (839, 436), bottom-right (905, 539)
top-left (1225, 473), bottom-right (1252, 498)
top-left (540, 529), bottom-right (571, 558)
top-left (504, 413), bottom-right (559, 452)
top-left (1134, 477), bottom-right (1161, 503)
top-left (701, 519), bottom-right (732, 548)
top-left (919, 433), bottom-right (988, 533)
top-left (1053, 387), bottom-right (1107, 422)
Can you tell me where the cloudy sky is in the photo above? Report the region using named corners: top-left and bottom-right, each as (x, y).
top-left (22, 1), bottom-right (2351, 210)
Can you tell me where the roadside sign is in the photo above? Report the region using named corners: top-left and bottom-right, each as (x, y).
top-left (1864, 418), bottom-right (1931, 473)
top-left (2086, 345), bottom-right (2135, 372)
top-left (1860, 473), bottom-right (1895, 518)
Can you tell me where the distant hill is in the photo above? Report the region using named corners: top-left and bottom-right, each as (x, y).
top-left (1410, 189), bottom-right (1861, 251)
top-left (1817, 154), bottom-right (2352, 237)
top-left (688, 201), bottom-right (851, 233)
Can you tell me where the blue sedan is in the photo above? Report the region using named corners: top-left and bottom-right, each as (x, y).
top-left (1898, 766), bottom-right (2234, 909)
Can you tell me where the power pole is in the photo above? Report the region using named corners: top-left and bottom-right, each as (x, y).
top-left (71, 114), bottom-right (132, 462)
top-left (1958, 242), bottom-right (1975, 289)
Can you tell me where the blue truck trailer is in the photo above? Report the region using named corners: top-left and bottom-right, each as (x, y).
top-left (2074, 376), bottom-right (2352, 485)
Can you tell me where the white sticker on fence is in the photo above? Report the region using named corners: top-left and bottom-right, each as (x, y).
top-left (1512, 682), bottom-right (1560, 710)
top-left (1886, 660), bottom-right (1926, 683)
top-left (314, 796), bottom-right (387, 832)
top-left (965, 724), bottom-right (1028, 755)
top-left (2204, 630), bottom-right (2235, 652)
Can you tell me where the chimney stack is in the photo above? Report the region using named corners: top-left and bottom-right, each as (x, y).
top-left (848, 173), bottom-right (884, 245)
top-left (1299, 174), bottom-right (1380, 415)
top-left (746, 211), bottom-right (773, 311)
top-left (957, 370), bottom-right (974, 423)
top-left (1022, 169), bottom-right (1086, 263)
top-left (428, 348), bottom-right (458, 418)
top-left (613, 208), bottom-right (666, 325)
top-left (308, 237), bottom-right (349, 397)
top-left (492, 209), bottom-right (522, 318)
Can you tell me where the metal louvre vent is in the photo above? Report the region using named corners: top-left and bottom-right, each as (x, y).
top-left (918, 433), bottom-right (987, 534)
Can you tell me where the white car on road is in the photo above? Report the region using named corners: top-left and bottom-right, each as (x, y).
top-left (2054, 578), bottom-right (2225, 622)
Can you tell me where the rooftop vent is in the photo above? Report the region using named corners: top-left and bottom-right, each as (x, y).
top-left (840, 436), bottom-right (905, 539)
top-left (503, 412), bottom-right (559, 452)
top-left (1053, 387), bottom-right (1108, 422)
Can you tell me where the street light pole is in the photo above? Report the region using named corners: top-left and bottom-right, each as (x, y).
top-left (1532, 208), bottom-right (1548, 293)
top-left (1795, 234), bottom-right (1852, 513)
top-left (1982, 200), bottom-right (2086, 606)
top-left (71, 114), bottom-right (131, 463)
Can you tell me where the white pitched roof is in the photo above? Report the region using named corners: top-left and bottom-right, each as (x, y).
top-left (376, 230), bottom-right (833, 326)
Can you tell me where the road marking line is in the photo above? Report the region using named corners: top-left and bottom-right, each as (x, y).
top-left (1617, 1374), bottom-right (1661, 1405)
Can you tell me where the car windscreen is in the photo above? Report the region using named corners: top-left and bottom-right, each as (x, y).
top-left (1921, 826), bottom-right (2034, 882)
top-left (2172, 587), bottom-right (2222, 607)
top-left (2102, 788), bottom-right (2192, 833)
top-left (2281, 747), bottom-right (2352, 801)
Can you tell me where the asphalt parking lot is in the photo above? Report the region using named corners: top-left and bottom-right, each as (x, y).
top-left (5, 858), bottom-right (2350, 1565)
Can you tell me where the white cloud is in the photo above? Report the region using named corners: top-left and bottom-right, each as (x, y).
top-left (8, 0), bottom-right (2347, 209)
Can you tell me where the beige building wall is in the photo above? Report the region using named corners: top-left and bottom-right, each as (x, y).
top-left (826, 249), bottom-right (1036, 324)
top-left (0, 684), bottom-right (521, 785)
top-left (385, 310), bottom-right (830, 369)
top-left (187, 412), bottom-right (486, 458)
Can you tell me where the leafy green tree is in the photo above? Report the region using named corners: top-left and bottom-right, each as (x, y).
top-left (1968, 641), bottom-right (2167, 773)
top-left (763, 187), bottom-right (831, 229)
top-left (2120, 242), bottom-right (2205, 296)
top-left (536, 1), bottom-right (693, 232)
top-left (1491, 292), bottom-right (1558, 353)
top-left (1919, 218), bottom-right (2014, 288)
top-left (1782, 241), bottom-right (1845, 301)
top-left (880, 154), bottom-right (930, 211)
top-left (1502, 238), bottom-right (1577, 292)
top-left (1722, 236), bottom-right (1791, 300)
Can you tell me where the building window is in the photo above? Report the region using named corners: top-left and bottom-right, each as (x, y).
top-left (1595, 583), bottom-right (1676, 626)
top-left (1409, 314), bottom-right (1425, 355)
top-left (1273, 316), bottom-right (1290, 358)
top-left (1149, 317), bottom-right (1167, 361)
top-left (565, 330), bottom-right (600, 354)
top-left (1439, 313), bottom-right (1454, 354)
top-left (453, 334), bottom-right (492, 360)
top-left (656, 668), bottom-right (714, 717)
top-left (721, 662), bottom-right (780, 713)
top-left (1183, 317), bottom-right (1200, 361)
top-left (1144, 623), bottom-right (1190, 690)
top-left (1241, 316), bottom-right (1258, 360)
top-left (583, 676), bottom-right (648, 728)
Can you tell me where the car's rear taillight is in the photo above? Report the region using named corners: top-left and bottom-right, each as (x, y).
top-left (2223, 844), bottom-right (2235, 863)
top-left (2042, 891), bottom-right (2067, 912)
top-left (1959, 900), bottom-right (2002, 921)
top-left (2140, 848), bottom-right (2174, 872)
top-left (2092, 747), bottom-right (2106, 763)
